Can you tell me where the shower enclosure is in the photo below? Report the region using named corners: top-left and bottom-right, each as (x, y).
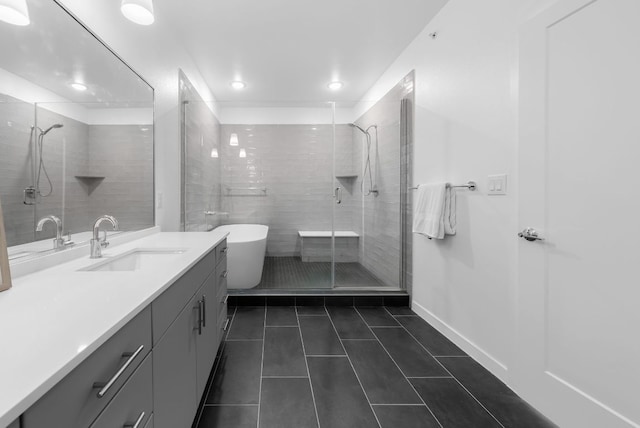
top-left (181, 71), bottom-right (414, 291)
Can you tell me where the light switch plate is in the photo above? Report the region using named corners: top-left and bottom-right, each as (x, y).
top-left (488, 174), bottom-right (507, 195)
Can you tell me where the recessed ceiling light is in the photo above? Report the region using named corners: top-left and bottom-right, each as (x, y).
top-left (70, 82), bottom-right (87, 91)
top-left (0, 0), bottom-right (30, 26)
top-left (230, 81), bottom-right (246, 90)
top-left (121, 0), bottom-right (155, 25)
top-left (328, 81), bottom-right (343, 91)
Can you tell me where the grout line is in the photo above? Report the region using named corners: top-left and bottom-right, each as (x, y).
top-left (256, 305), bottom-right (267, 428)
top-left (341, 338), bottom-right (378, 341)
top-left (407, 376), bottom-right (453, 379)
top-left (395, 319), bottom-right (506, 428)
top-left (371, 403), bottom-right (430, 407)
top-left (204, 404), bottom-right (259, 407)
top-left (224, 339), bottom-right (264, 342)
top-left (265, 325), bottom-right (300, 328)
top-left (366, 325), bottom-right (403, 328)
top-left (305, 354), bottom-right (348, 358)
top-left (261, 375), bottom-right (309, 379)
top-left (434, 355), bottom-right (470, 358)
top-left (373, 322), bottom-right (444, 428)
top-left (193, 305), bottom-right (237, 427)
top-left (326, 308), bottom-right (382, 428)
top-left (297, 308), bottom-right (322, 428)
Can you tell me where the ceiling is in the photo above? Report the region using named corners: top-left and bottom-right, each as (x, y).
top-left (157, 0), bottom-right (448, 105)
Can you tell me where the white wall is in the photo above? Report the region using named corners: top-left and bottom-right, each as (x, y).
top-left (58, 0), bottom-right (217, 232)
top-left (356, 0), bottom-right (559, 384)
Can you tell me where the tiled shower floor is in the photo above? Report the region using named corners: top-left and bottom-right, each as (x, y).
top-left (194, 304), bottom-right (556, 428)
top-left (257, 257), bottom-right (389, 289)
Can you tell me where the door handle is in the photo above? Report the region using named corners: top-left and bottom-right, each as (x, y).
top-left (518, 227), bottom-right (544, 242)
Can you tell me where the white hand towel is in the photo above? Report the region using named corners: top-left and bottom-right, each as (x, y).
top-left (412, 183), bottom-right (447, 239)
top-left (443, 187), bottom-right (457, 236)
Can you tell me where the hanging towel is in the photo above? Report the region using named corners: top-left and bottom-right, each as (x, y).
top-left (412, 183), bottom-right (456, 239)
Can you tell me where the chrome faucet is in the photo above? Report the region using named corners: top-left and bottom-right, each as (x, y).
top-left (36, 215), bottom-right (68, 250)
top-left (90, 215), bottom-right (119, 258)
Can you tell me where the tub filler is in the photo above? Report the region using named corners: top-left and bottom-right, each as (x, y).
top-left (213, 224), bottom-right (268, 289)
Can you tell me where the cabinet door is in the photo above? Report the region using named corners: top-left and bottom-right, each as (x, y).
top-left (195, 270), bottom-right (218, 399)
top-left (153, 296), bottom-right (199, 428)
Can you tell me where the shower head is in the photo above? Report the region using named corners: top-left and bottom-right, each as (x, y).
top-left (39, 123), bottom-right (63, 136)
top-left (349, 123), bottom-right (368, 134)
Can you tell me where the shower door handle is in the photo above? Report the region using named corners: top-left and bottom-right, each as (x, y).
top-left (335, 187), bottom-right (342, 204)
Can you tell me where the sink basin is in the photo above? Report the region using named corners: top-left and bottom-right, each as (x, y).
top-left (80, 248), bottom-right (187, 272)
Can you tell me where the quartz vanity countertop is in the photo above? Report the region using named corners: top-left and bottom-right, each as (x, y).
top-left (0, 231), bottom-right (229, 427)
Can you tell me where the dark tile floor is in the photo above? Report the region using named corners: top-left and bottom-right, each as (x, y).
top-left (194, 305), bottom-right (556, 428)
top-left (257, 257), bottom-right (389, 289)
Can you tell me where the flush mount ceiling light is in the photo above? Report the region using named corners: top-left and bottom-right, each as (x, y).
top-left (0, 0), bottom-right (30, 26)
top-left (230, 80), bottom-right (246, 90)
top-left (70, 82), bottom-right (87, 91)
top-left (121, 0), bottom-right (155, 25)
top-left (327, 81), bottom-right (343, 91)
top-left (229, 133), bottom-right (239, 146)
top-left (239, 148), bottom-right (247, 158)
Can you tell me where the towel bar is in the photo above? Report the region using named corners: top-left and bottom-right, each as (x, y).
top-left (409, 181), bottom-right (476, 191)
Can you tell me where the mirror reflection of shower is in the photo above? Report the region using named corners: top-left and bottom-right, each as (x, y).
top-left (350, 123), bottom-right (379, 196)
top-left (23, 123), bottom-right (63, 205)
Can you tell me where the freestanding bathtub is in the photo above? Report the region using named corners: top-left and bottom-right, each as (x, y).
top-left (213, 224), bottom-right (268, 289)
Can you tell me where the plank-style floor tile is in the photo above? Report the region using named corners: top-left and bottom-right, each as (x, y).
top-left (385, 306), bottom-right (416, 315)
top-left (299, 316), bottom-right (345, 355)
top-left (307, 357), bottom-right (379, 428)
top-left (266, 306), bottom-right (298, 326)
top-left (438, 357), bottom-right (557, 428)
top-left (263, 327), bottom-right (307, 377)
top-left (198, 405), bottom-right (258, 428)
top-left (411, 378), bottom-right (501, 428)
top-left (343, 340), bottom-right (421, 404)
top-left (326, 306), bottom-right (374, 339)
top-left (259, 378), bottom-right (318, 428)
top-left (373, 327), bottom-right (449, 377)
top-left (397, 316), bottom-right (466, 356)
top-left (226, 306), bottom-right (265, 340)
top-left (356, 307), bottom-right (400, 327)
top-left (296, 305), bottom-right (327, 316)
top-left (373, 405), bottom-right (440, 428)
top-left (207, 341), bottom-right (263, 404)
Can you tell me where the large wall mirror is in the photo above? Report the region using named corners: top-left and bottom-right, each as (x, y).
top-left (0, 0), bottom-right (154, 261)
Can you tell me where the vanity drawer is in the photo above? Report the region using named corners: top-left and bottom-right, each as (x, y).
top-left (152, 249), bottom-right (215, 345)
top-left (215, 239), bottom-right (228, 267)
top-left (23, 306), bottom-right (152, 428)
top-left (89, 353), bottom-right (152, 428)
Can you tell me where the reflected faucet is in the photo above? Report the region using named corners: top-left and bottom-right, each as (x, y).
top-left (90, 215), bottom-right (119, 258)
top-left (36, 215), bottom-right (68, 250)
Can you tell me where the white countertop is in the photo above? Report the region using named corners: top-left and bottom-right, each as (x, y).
top-left (0, 230), bottom-right (228, 427)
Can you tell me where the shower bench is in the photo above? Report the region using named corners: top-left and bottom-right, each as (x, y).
top-left (298, 231), bottom-right (359, 262)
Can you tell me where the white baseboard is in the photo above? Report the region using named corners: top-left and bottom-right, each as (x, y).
top-left (411, 300), bottom-right (509, 384)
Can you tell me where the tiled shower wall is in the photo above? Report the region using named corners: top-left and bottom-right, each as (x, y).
top-left (0, 93), bottom-right (153, 247)
top-left (220, 124), bottom-right (354, 256)
top-left (180, 72), bottom-right (222, 232)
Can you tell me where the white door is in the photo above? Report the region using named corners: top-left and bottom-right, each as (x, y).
top-left (517, 1), bottom-right (640, 427)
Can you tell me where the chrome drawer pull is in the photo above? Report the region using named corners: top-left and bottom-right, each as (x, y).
top-left (223, 318), bottom-right (230, 331)
top-left (202, 295), bottom-right (207, 327)
top-left (194, 300), bottom-right (203, 335)
top-left (223, 295), bottom-right (228, 305)
top-left (221, 247), bottom-right (228, 254)
top-left (94, 345), bottom-right (144, 398)
top-left (124, 411), bottom-right (145, 428)
top-left (221, 270), bottom-right (228, 279)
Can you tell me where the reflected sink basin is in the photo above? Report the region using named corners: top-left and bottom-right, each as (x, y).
top-left (80, 248), bottom-right (187, 272)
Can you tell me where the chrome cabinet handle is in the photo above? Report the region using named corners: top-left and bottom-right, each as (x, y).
top-left (124, 411), bottom-right (145, 428)
top-left (194, 301), bottom-right (203, 335)
top-left (94, 345), bottom-right (144, 398)
top-left (223, 318), bottom-right (230, 331)
top-left (518, 227), bottom-right (544, 242)
top-left (221, 247), bottom-right (228, 254)
top-left (335, 187), bottom-right (342, 204)
top-left (223, 295), bottom-right (228, 305)
top-left (202, 295), bottom-right (207, 327)
top-left (221, 270), bottom-right (228, 279)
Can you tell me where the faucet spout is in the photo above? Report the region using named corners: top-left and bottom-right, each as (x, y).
top-left (36, 215), bottom-right (65, 249)
top-left (90, 215), bottom-right (119, 258)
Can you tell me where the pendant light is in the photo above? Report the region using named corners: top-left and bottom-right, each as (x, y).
top-left (121, 0), bottom-right (154, 25)
top-left (0, 0), bottom-right (30, 26)
top-left (229, 133), bottom-right (239, 146)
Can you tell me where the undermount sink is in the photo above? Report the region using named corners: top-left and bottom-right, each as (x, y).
top-left (80, 248), bottom-right (187, 272)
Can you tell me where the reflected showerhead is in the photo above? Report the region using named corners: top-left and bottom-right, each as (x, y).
top-left (39, 123), bottom-right (63, 136)
top-left (349, 123), bottom-right (368, 134)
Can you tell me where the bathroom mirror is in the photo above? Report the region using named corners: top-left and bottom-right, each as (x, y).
top-left (0, 0), bottom-right (154, 261)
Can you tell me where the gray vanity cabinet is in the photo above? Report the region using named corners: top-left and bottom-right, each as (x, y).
top-left (195, 271), bottom-right (219, 399)
top-left (7, 419), bottom-right (19, 428)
